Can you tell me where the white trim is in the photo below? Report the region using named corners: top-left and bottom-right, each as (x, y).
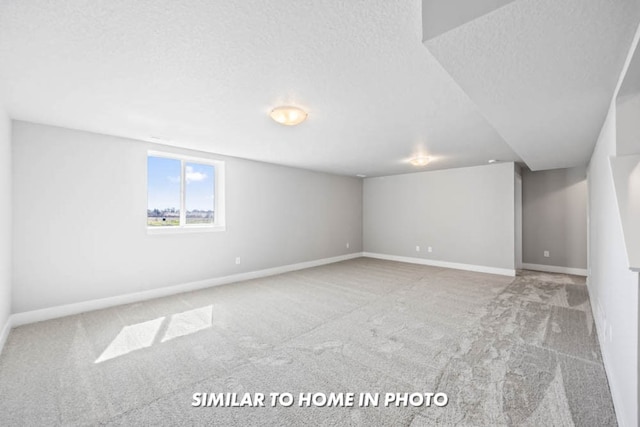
top-left (521, 263), bottom-right (588, 276)
top-left (147, 150), bottom-right (222, 165)
top-left (362, 252), bottom-right (515, 277)
top-left (0, 315), bottom-right (13, 356)
top-left (147, 225), bottom-right (226, 234)
top-left (146, 150), bottom-right (226, 232)
top-left (179, 158), bottom-right (186, 225)
top-left (11, 253), bottom-right (362, 327)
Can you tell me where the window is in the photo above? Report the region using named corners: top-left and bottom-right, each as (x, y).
top-left (147, 151), bottom-right (225, 232)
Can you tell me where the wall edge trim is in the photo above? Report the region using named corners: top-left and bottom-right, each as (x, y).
top-left (0, 315), bottom-right (12, 356)
top-left (521, 263), bottom-right (588, 276)
top-left (11, 252), bottom-right (363, 327)
top-left (362, 252), bottom-right (516, 277)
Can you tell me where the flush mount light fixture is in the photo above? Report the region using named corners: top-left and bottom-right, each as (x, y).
top-left (488, 159), bottom-right (498, 164)
top-left (410, 156), bottom-right (431, 166)
top-left (270, 106), bottom-right (308, 126)
top-left (356, 174), bottom-right (367, 178)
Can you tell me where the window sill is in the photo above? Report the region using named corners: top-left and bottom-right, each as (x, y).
top-left (147, 225), bottom-right (226, 235)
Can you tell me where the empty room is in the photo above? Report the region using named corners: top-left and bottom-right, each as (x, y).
top-left (1, 1), bottom-right (639, 426)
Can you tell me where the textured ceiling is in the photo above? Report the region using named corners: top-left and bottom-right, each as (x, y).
top-left (0, 0), bottom-right (637, 176)
top-left (0, 0), bottom-right (520, 177)
top-left (422, 0), bottom-right (515, 41)
top-left (425, 0), bottom-right (640, 171)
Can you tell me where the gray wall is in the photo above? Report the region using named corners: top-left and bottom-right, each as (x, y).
top-left (522, 166), bottom-right (587, 269)
top-left (11, 121), bottom-right (363, 313)
top-left (363, 162), bottom-right (515, 271)
top-left (591, 36), bottom-right (640, 427)
top-left (588, 101), bottom-right (638, 427)
top-left (0, 109), bottom-right (11, 342)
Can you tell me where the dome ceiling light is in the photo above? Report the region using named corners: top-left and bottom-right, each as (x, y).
top-left (270, 106), bottom-right (308, 126)
top-left (410, 156), bottom-right (431, 166)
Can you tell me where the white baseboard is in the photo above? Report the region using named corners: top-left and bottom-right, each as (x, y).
top-left (0, 315), bottom-right (12, 356)
top-left (363, 252), bottom-right (515, 277)
top-left (11, 252), bottom-right (362, 327)
top-left (521, 263), bottom-right (587, 276)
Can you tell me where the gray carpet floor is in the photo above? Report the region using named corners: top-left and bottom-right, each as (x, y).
top-left (0, 258), bottom-right (615, 426)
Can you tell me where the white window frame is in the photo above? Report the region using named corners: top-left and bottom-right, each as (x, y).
top-left (147, 150), bottom-right (226, 234)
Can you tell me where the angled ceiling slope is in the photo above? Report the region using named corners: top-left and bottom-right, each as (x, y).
top-left (424, 0), bottom-right (640, 171)
top-left (422, 0), bottom-right (515, 41)
top-left (617, 39), bottom-right (640, 157)
top-left (618, 40), bottom-right (640, 100)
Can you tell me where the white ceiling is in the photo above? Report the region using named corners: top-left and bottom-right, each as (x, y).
top-left (0, 1), bottom-right (637, 176)
top-left (426, 0), bottom-right (640, 171)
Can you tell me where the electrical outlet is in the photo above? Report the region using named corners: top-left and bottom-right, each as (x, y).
top-left (416, 246), bottom-right (420, 252)
top-left (608, 325), bottom-right (613, 342)
top-left (543, 250), bottom-right (550, 258)
top-left (235, 257), bottom-right (241, 265)
top-left (428, 246), bottom-right (433, 253)
top-left (346, 242), bottom-right (350, 249)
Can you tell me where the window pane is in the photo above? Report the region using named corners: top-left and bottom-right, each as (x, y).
top-left (185, 162), bottom-right (215, 225)
top-left (147, 156), bottom-right (181, 226)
